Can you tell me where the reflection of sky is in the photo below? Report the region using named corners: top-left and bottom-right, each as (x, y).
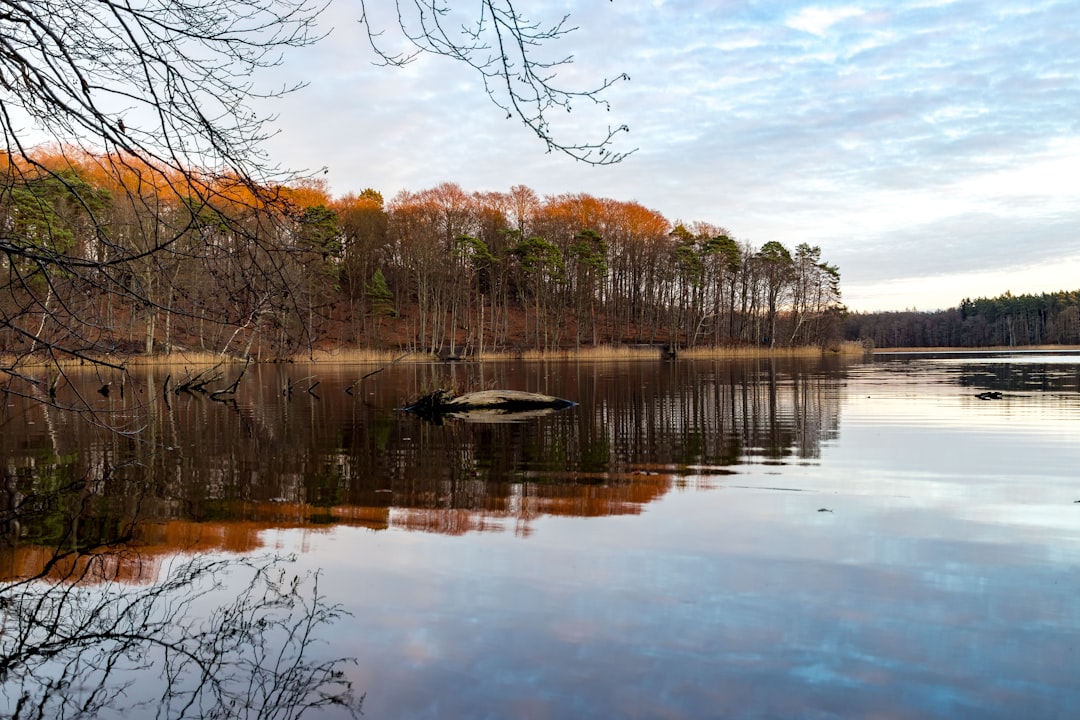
top-left (271, 362), bottom-right (1080, 719)
top-left (7, 358), bottom-right (1076, 718)
top-left (280, 501), bottom-right (1080, 718)
top-left (9, 360), bottom-right (1080, 717)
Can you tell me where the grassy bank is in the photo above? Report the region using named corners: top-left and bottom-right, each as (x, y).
top-left (304, 342), bottom-right (868, 363)
top-left (494, 341), bottom-right (866, 361)
top-left (3, 342), bottom-right (870, 370)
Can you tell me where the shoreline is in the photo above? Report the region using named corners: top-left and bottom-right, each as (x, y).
top-left (3, 342), bottom-right (868, 369)
top-left (10, 342), bottom-right (1080, 369)
top-left (871, 345), bottom-right (1080, 354)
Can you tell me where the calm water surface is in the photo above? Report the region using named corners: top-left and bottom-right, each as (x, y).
top-left (2, 354), bottom-right (1079, 718)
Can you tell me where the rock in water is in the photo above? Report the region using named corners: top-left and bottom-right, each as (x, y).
top-left (401, 389), bottom-right (576, 420)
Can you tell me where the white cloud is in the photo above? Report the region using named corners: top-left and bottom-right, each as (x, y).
top-left (785, 6), bottom-right (865, 36)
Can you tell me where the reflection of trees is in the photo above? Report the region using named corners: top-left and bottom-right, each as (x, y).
top-left (0, 552), bottom-right (363, 719)
top-left (579, 359), bottom-right (842, 465)
top-left (2, 359), bottom-right (843, 539)
top-left (869, 356), bottom-right (1080, 396)
top-left (0, 469), bottom-right (362, 719)
top-left (952, 361), bottom-right (1080, 394)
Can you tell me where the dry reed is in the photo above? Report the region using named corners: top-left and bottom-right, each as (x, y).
top-left (495, 345), bottom-right (664, 361)
top-left (2, 341), bottom-right (872, 370)
top-left (678, 340), bottom-right (867, 360)
top-left (474, 340), bottom-right (868, 362)
top-left (303, 348), bottom-right (427, 364)
top-left (2, 350), bottom-right (248, 370)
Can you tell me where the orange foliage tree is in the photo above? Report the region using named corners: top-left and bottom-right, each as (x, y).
top-left (2, 0), bottom-right (638, 410)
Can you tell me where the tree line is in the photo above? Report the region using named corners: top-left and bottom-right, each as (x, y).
top-left (0, 0), bottom-right (648, 382)
top-left (1, 152), bottom-right (844, 363)
top-left (845, 289), bottom-right (1080, 348)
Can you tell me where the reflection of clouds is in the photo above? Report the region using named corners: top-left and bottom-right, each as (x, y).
top-left (0, 554), bottom-right (362, 718)
top-left (278, 360), bottom-right (1080, 718)
top-left (296, 504), bottom-right (1080, 718)
top-left (6, 359), bottom-right (1078, 717)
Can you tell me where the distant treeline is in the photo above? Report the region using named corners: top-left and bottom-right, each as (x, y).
top-left (2, 150), bottom-right (845, 361)
top-left (845, 290), bottom-right (1080, 348)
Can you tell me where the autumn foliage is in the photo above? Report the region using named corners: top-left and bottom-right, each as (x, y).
top-left (1, 150), bottom-right (844, 362)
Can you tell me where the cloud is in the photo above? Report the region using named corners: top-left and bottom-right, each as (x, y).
top-left (786, 6), bottom-right (866, 36)
top-left (258, 0), bottom-right (1080, 311)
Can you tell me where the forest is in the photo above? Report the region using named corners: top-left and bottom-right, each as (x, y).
top-left (845, 289), bottom-right (1080, 348)
top-left (1, 149), bottom-right (845, 362)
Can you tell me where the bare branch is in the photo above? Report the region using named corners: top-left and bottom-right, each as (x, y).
top-left (358, 0), bottom-right (634, 165)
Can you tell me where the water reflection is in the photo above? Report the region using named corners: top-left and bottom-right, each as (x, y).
top-left (2, 355), bottom-right (1079, 718)
top-left (2, 358), bottom-right (844, 549)
top-left (0, 357), bottom-right (845, 716)
top-left (0, 550), bottom-right (362, 719)
top-left (0, 473), bottom-right (361, 719)
top-left (872, 351), bottom-right (1080, 395)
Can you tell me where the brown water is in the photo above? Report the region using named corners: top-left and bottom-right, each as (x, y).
top-left (2, 354), bottom-right (1079, 718)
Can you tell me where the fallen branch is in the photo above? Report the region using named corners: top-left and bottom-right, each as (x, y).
top-left (359, 352), bottom-right (411, 382)
top-left (173, 364), bottom-right (225, 395)
top-left (210, 359), bottom-right (252, 402)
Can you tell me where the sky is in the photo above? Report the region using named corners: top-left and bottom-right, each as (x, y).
top-left (255, 0), bottom-right (1080, 312)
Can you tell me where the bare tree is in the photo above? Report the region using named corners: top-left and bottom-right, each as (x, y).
top-left (358, 0), bottom-right (633, 165)
top-left (0, 553), bottom-right (364, 719)
top-left (1, 0), bottom-right (630, 400)
top-left (0, 0), bottom-right (329, 400)
top-left (0, 0), bottom-right (321, 180)
top-left (0, 464), bottom-right (362, 719)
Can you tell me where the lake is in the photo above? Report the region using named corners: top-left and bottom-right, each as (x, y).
top-left (2, 353), bottom-right (1079, 719)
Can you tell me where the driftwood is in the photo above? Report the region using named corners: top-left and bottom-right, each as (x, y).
top-left (172, 365), bottom-right (225, 395)
top-left (162, 361), bottom-right (250, 406)
top-left (401, 389), bottom-right (576, 421)
top-left (209, 360), bottom-right (251, 401)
